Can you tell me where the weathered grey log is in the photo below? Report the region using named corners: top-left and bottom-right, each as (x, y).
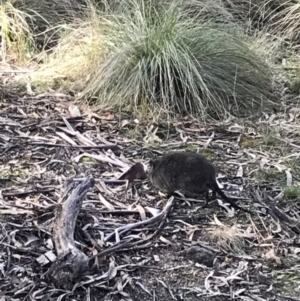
top-left (45, 176), bottom-right (95, 289)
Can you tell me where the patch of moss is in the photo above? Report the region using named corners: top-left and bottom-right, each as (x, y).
top-left (80, 157), bottom-right (99, 164)
top-left (239, 135), bottom-right (257, 148)
top-left (289, 76), bottom-right (300, 94)
top-left (239, 134), bottom-right (277, 149)
top-left (30, 78), bottom-right (68, 92)
top-left (284, 158), bottom-right (300, 180)
top-left (256, 168), bottom-right (285, 183)
top-left (283, 59), bottom-right (300, 94)
top-left (185, 145), bottom-right (198, 152)
top-left (199, 149), bottom-right (214, 159)
top-left (0, 214), bottom-right (7, 222)
top-left (255, 125), bottom-right (285, 150)
top-left (274, 268), bottom-right (300, 297)
top-left (1, 167), bottom-right (27, 178)
top-left (283, 185), bottom-right (300, 200)
top-left (184, 148), bottom-right (214, 159)
top-left (262, 134), bottom-right (280, 147)
top-left (15, 82), bottom-right (28, 93)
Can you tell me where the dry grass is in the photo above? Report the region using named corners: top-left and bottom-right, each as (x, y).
top-left (30, 5), bottom-right (105, 91)
top-left (270, 0), bottom-right (300, 44)
top-left (206, 215), bottom-right (255, 252)
top-left (0, 1), bottom-right (35, 63)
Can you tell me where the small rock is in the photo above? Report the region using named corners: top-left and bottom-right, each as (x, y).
top-left (186, 245), bottom-right (216, 267)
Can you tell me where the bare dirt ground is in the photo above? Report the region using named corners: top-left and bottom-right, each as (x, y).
top-left (1, 89), bottom-right (300, 301)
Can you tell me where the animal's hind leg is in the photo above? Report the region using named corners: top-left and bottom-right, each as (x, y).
top-left (202, 187), bottom-right (217, 208)
top-left (202, 189), bottom-right (211, 208)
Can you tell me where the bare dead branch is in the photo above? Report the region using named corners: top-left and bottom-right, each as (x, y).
top-left (44, 177), bottom-right (95, 288)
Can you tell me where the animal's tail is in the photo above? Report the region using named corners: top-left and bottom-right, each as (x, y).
top-left (210, 180), bottom-right (250, 213)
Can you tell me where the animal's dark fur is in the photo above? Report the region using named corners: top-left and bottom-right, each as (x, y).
top-left (149, 151), bottom-right (250, 213)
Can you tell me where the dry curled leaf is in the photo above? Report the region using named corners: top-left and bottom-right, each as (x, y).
top-left (119, 162), bottom-right (147, 182)
top-left (68, 104), bottom-right (81, 117)
top-left (107, 260), bottom-right (118, 280)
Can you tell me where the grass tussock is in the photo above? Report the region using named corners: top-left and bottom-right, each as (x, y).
top-left (78, 0), bottom-right (273, 119)
top-left (0, 1), bottom-right (35, 63)
top-left (283, 184), bottom-right (300, 200)
top-left (31, 12), bottom-right (105, 91)
top-left (208, 225), bottom-right (244, 251)
top-left (206, 216), bottom-right (255, 252)
top-left (270, 0), bottom-right (300, 44)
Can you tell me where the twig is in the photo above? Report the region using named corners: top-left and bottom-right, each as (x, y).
top-left (73, 177), bottom-right (137, 184)
top-left (91, 198), bottom-right (174, 259)
top-left (28, 142), bottom-right (120, 150)
top-left (104, 197), bottom-right (174, 243)
top-left (2, 188), bottom-right (55, 197)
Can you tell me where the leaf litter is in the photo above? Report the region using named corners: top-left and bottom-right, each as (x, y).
top-left (0, 89), bottom-right (300, 300)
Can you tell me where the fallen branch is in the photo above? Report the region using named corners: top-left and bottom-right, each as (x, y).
top-left (28, 142), bottom-right (120, 151)
top-left (104, 196), bottom-right (174, 243)
top-left (83, 198), bottom-right (174, 263)
top-left (44, 177), bottom-right (95, 289)
top-left (72, 177), bottom-right (144, 185)
top-left (250, 186), bottom-right (300, 235)
top-left (73, 153), bottom-right (130, 169)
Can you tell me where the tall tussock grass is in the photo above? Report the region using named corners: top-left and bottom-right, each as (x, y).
top-left (80, 0), bottom-right (273, 119)
top-left (269, 0), bottom-right (300, 44)
top-left (31, 17), bottom-right (104, 91)
top-left (0, 1), bottom-right (35, 63)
